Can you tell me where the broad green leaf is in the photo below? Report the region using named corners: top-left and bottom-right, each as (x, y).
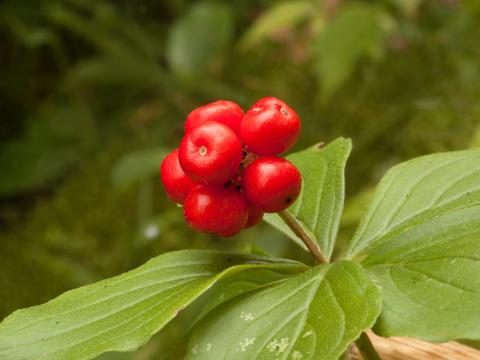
top-left (0, 250), bottom-right (305, 360)
top-left (111, 147), bottom-right (167, 191)
top-left (313, 3), bottom-right (386, 95)
top-left (243, 245), bottom-right (273, 257)
top-left (183, 261), bottom-right (381, 360)
top-left (345, 148), bottom-right (480, 258)
top-left (239, 1), bottom-right (313, 50)
top-left (199, 268), bottom-right (293, 319)
top-left (167, 268), bottom-right (295, 359)
top-left (166, 2), bottom-right (234, 74)
top-left (344, 148), bottom-right (480, 342)
top-left (265, 138), bottom-right (352, 260)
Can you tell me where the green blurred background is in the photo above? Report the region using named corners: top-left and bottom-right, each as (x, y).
top-left (1, 0), bottom-right (480, 357)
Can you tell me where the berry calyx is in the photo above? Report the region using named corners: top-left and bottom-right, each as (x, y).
top-left (242, 157), bottom-right (302, 212)
top-left (240, 97), bottom-right (301, 155)
top-left (185, 100), bottom-right (244, 135)
top-left (184, 185), bottom-right (248, 237)
top-left (245, 206), bottom-right (264, 228)
top-left (179, 121), bottom-right (242, 185)
top-left (160, 149), bottom-right (198, 204)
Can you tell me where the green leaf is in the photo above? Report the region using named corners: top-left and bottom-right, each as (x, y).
top-left (0, 104), bottom-right (89, 197)
top-left (183, 261), bottom-right (381, 360)
top-left (0, 250), bottom-right (305, 360)
top-left (111, 147), bottom-right (167, 191)
top-left (313, 3), bottom-right (386, 95)
top-left (199, 268), bottom-right (293, 319)
top-left (461, 339), bottom-right (480, 350)
top-left (264, 138), bottom-right (352, 260)
top-left (67, 56), bottom-right (166, 88)
top-left (344, 148), bottom-right (480, 342)
top-left (166, 267), bottom-right (294, 359)
top-left (166, 2), bottom-right (234, 74)
top-left (239, 1), bottom-right (313, 50)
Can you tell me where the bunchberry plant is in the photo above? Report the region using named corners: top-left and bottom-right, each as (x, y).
top-left (0, 98), bottom-right (479, 360)
top-left (165, 97), bottom-right (303, 237)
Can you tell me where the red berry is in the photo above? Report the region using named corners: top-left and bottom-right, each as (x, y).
top-left (179, 121), bottom-right (242, 185)
top-left (160, 149), bottom-right (198, 204)
top-left (185, 100), bottom-right (244, 135)
top-left (240, 97), bottom-right (301, 155)
top-left (252, 96), bottom-right (285, 109)
top-left (245, 207), bottom-right (264, 228)
top-left (242, 157), bottom-right (302, 212)
top-left (184, 185), bottom-right (248, 237)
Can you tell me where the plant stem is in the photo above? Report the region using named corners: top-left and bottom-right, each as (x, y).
top-left (355, 332), bottom-right (382, 360)
top-left (279, 210), bottom-right (328, 264)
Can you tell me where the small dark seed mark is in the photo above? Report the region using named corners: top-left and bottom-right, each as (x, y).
top-left (280, 108), bottom-right (288, 116)
top-left (285, 197), bottom-right (292, 204)
top-left (224, 180), bottom-right (232, 188)
top-left (236, 185), bottom-right (242, 191)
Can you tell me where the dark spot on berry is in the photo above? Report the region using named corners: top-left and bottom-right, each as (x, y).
top-left (236, 185), bottom-right (242, 191)
top-left (280, 107), bottom-right (288, 116)
top-left (285, 197), bottom-right (292, 204)
top-left (224, 180), bottom-right (232, 188)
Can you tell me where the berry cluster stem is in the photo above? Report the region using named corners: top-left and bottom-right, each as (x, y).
top-left (279, 211), bottom-right (328, 264)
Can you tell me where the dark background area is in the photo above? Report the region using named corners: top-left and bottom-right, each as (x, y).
top-left (1, 0), bottom-right (479, 357)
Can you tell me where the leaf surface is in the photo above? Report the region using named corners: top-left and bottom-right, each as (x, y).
top-left (344, 148), bottom-right (480, 341)
top-left (184, 261), bottom-right (381, 360)
top-left (0, 250), bottom-right (304, 360)
top-left (239, 1), bottom-right (312, 50)
top-left (313, 3), bottom-right (386, 95)
top-left (265, 138), bottom-right (352, 260)
top-left (166, 2), bottom-right (234, 74)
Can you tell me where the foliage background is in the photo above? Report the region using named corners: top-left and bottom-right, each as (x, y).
top-left (1, 0), bottom-right (479, 357)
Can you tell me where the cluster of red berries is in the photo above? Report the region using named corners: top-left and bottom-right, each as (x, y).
top-left (160, 97), bottom-right (302, 237)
